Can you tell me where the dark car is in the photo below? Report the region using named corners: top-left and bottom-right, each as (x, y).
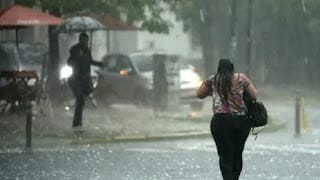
top-left (94, 52), bottom-right (204, 110)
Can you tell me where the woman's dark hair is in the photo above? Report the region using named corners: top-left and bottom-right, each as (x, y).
top-left (214, 58), bottom-right (234, 104)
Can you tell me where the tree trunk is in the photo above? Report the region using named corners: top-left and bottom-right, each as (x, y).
top-left (47, 9), bottom-right (61, 104)
top-left (201, 29), bottom-right (215, 78)
top-left (245, 0), bottom-right (253, 77)
top-left (229, 0), bottom-right (238, 62)
top-left (197, 0), bottom-right (216, 78)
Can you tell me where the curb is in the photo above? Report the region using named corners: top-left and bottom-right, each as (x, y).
top-left (68, 119), bottom-right (287, 145)
top-left (70, 131), bottom-right (212, 145)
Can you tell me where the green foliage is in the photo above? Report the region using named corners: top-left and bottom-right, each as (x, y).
top-left (174, 0), bottom-right (320, 85)
top-left (175, 1), bottom-right (201, 45)
top-left (14, 0), bottom-right (35, 7)
top-left (14, 0), bottom-right (177, 34)
top-left (141, 18), bottom-right (170, 34)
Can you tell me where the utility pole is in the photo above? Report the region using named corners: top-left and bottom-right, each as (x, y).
top-left (300, 0), bottom-right (308, 86)
top-left (230, 0), bottom-right (237, 62)
top-left (197, 0), bottom-right (215, 77)
top-left (47, 8), bottom-right (61, 104)
top-left (245, 0), bottom-right (254, 77)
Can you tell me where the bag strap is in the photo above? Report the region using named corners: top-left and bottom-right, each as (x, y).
top-left (251, 127), bottom-right (265, 140)
top-left (241, 74), bottom-right (265, 140)
top-left (251, 101), bottom-right (266, 140)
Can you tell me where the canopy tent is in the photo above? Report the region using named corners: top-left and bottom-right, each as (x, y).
top-left (0, 5), bottom-right (62, 26)
top-left (0, 5), bottom-right (63, 48)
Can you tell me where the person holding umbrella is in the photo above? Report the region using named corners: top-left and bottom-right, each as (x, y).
top-left (67, 32), bottom-right (103, 129)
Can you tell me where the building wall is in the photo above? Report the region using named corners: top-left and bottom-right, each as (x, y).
top-left (137, 10), bottom-right (191, 56)
top-left (137, 25), bottom-right (191, 56)
top-left (111, 11), bottom-right (200, 58)
top-left (110, 31), bottom-right (138, 53)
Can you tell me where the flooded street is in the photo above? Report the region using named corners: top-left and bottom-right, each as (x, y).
top-left (0, 137), bottom-right (319, 180)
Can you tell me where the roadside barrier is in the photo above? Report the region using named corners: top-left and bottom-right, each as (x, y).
top-left (301, 97), bottom-right (308, 132)
top-left (295, 92), bottom-right (308, 138)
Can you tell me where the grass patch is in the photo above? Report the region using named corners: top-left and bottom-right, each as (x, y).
top-left (156, 112), bottom-right (211, 122)
top-left (258, 85), bottom-right (320, 105)
top-left (158, 112), bottom-right (286, 133)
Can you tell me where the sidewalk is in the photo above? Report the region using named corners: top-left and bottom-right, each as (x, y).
top-left (0, 101), bottom-right (213, 149)
top-left (1, 85), bottom-right (319, 150)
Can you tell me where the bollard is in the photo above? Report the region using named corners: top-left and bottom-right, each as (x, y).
top-left (301, 97), bottom-right (309, 132)
top-left (153, 54), bottom-right (168, 113)
top-left (295, 91), bottom-right (301, 138)
top-left (26, 101), bottom-right (33, 148)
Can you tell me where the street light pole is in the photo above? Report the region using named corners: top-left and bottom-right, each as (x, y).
top-left (196, 0), bottom-right (215, 77)
top-left (245, 0), bottom-right (254, 77)
top-left (230, 0), bottom-right (237, 61)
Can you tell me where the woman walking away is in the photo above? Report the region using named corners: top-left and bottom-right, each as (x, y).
top-left (196, 58), bottom-right (257, 180)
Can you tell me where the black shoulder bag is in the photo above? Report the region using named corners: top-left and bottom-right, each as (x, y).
top-left (243, 90), bottom-right (268, 138)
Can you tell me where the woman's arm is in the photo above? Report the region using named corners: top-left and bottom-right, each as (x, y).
top-left (241, 73), bottom-right (257, 99)
top-left (246, 82), bottom-right (257, 99)
top-left (196, 81), bottom-right (212, 99)
top-left (196, 75), bottom-right (214, 99)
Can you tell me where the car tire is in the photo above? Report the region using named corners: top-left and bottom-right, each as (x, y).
top-left (190, 102), bottom-right (204, 111)
top-left (94, 86), bottom-right (114, 107)
top-left (134, 91), bottom-right (148, 108)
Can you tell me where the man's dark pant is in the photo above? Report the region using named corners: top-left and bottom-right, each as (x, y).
top-left (72, 86), bottom-right (86, 128)
top-left (210, 114), bottom-right (251, 180)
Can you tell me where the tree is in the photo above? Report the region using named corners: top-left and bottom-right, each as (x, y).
top-left (175, 0), bottom-right (232, 77)
top-left (14, 0), bottom-right (320, 86)
top-left (252, 0), bottom-right (317, 85)
top-left (176, 0), bottom-right (320, 86)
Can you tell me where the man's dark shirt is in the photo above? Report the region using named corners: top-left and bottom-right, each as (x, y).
top-left (67, 43), bottom-right (101, 95)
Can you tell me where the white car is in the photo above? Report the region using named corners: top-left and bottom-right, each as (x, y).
top-left (94, 52), bottom-right (204, 110)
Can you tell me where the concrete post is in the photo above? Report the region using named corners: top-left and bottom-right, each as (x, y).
top-left (230, 0), bottom-right (238, 61)
top-left (26, 101), bottom-right (33, 148)
top-left (153, 54), bottom-right (168, 113)
top-left (246, 0), bottom-right (254, 77)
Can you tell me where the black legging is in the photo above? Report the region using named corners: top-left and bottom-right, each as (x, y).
top-left (210, 114), bottom-right (251, 180)
top-left (72, 86), bottom-right (86, 127)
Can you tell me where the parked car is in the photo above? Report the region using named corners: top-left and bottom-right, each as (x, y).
top-left (94, 52), bottom-right (204, 110)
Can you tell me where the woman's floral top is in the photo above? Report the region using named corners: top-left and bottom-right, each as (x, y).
top-left (205, 73), bottom-right (252, 114)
